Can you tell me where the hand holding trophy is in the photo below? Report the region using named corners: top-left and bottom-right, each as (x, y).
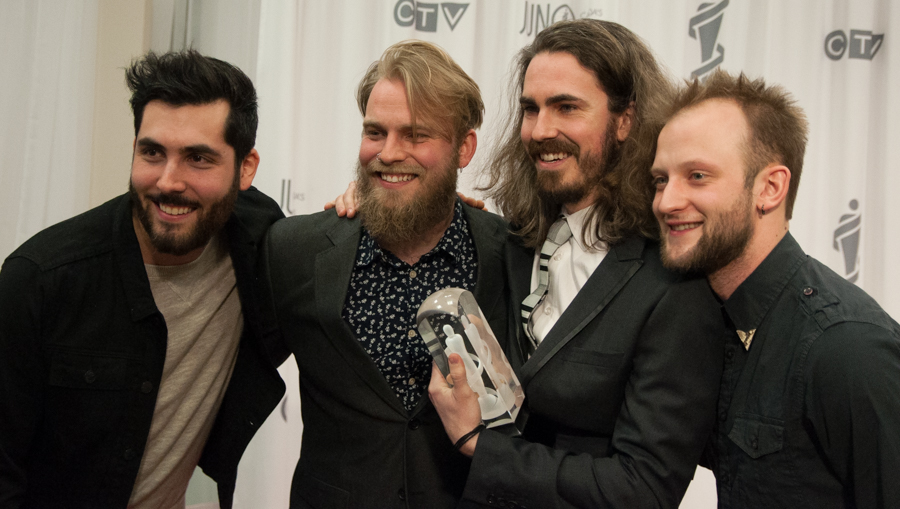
top-left (418, 289), bottom-right (525, 430)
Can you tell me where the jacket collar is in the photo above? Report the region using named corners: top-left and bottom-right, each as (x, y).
top-left (519, 235), bottom-right (646, 385)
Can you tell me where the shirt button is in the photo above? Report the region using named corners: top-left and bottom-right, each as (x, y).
top-left (803, 287), bottom-right (815, 296)
top-left (409, 269), bottom-right (417, 278)
top-left (397, 488), bottom-right (406, 500)
top-left (84, 370), bottom-right (96, 384)
top-left (408, 419), bottom-right (421, 430)
top-left (543, 305), bottom-right (552, 315)
top-left (409, 377), bottom-right (416, 385)
top-left (553, 253), bottom-right (561, 261)
top-left (141, 381), bottom-right (153, 393)
top-left (407, 330), bottom-right (417, 339)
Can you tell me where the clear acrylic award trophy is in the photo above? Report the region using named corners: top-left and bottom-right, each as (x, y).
top-left (417, 288), bottom-right (525, 431)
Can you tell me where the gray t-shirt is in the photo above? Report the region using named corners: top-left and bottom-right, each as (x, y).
top-left (128, 235), bottom-right (242, 509)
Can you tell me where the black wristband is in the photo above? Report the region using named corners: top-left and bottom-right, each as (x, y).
top-left (453, 423), bottom-right (486, 453)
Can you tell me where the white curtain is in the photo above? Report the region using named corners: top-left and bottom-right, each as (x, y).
top-left (236, 1), bottom-right (898, 507)
top-left (247, 0), bottom-right (898, 320)
top-left (0, 0), bottom-right (98, 262)
top-left (2, 1), bottom-right (894, 507)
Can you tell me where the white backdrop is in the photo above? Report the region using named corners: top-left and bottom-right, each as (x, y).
top-left (1, 1), bottom-right (895, 508)
top-left (0, 0), bottom-right (97, 267)
top-left (236, 1), bottom-right (898, 508)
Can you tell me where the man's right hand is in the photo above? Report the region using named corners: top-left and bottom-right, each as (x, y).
top-left (324, 181), bottom-right (358, 218)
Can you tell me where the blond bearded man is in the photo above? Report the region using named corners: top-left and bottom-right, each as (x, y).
top-left (260, 41), bottom-right (512, 508)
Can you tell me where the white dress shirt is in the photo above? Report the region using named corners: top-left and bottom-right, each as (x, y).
top-left (529, 206), bottom-right (608, 344)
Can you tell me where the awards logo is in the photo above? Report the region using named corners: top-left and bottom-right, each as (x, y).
top-left (279, 179), bottom-right (304, 216)
top-left (519, 2), bottom-right (577, 37)
top-left (825, 29), bottom-right (884, 61)
top-left (394, 0), bottom-right (470, 32)
top-left (688, 0), bottom-right (729, 79)
top-left (833, 199), bottom-right (862, 283)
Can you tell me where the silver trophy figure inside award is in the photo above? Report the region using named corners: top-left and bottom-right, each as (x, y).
top-left (417, 288), bottom-right (525, 430)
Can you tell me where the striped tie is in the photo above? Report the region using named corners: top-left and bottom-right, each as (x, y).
top-left (520, 217), bottom-right (572, 353)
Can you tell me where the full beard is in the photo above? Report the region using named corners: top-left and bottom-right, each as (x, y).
top-left (356, 155), bottom-right (459, 248)
top-left (530, 118), bottom-right (620, 207)
top-left (660, 191), bottom-right (754, 274)
top-left (129, 172), bottom-right (239, 257)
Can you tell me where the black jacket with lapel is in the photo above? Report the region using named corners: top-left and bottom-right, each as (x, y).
top-left (261, 205), bottom-right (510, 509)
top-left (463, 235), bottom-right (724, 509)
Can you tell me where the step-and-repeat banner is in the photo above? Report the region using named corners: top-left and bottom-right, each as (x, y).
top-left (4, 1), bottom-right (893, 507)
top-left (228, 1), bottom-right (896, 507)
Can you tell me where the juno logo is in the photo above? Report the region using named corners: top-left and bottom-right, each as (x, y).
top-left (689, 0), bottom-right (728, 79)
top-left (280, 179), bottom-right (304, 216)
top-left (833, 199), bottom-right (861, 283)
top-left (519, 2), bottom-right (576, 37)
top-left (394, 1), bottom-right (469, 32)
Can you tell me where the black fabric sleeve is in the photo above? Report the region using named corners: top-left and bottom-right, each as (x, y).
top-left (805, 321), bottom-right (900, 508)
top-left (463, 277), bottom-right (724, 509)
top-left (0, 257), bottom-right (45, 509)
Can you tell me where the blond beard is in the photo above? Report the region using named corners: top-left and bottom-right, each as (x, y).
top-left (356, 155), bottom-right (459, 248)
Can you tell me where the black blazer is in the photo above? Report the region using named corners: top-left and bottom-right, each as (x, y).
top-left (260, 205), bottom-right (511, 509)
top-left (461, 235), bottom-right (724, 509)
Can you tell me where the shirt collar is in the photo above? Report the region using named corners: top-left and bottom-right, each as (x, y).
top-left (723, 232), bottom-right (806, 338)
top-left (562, 205), bottom-right (603, 251)
top-left (356, 198), bottom-right (468, 268)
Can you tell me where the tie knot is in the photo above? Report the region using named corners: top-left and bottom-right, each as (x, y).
top-left (547, 217), bottom-right (572, 245)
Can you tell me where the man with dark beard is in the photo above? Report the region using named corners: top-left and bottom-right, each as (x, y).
top-left (259, 40), bottom-right (511, 508)
top-left (651, 70), bottom-right (900, 508)
top-left (0, 51), bottom-right (285, 508)
top-left (427, 20), bottom-right (724, 508)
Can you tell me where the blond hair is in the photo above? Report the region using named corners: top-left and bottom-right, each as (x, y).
top-left (357, 40), bottom-right (483, 144)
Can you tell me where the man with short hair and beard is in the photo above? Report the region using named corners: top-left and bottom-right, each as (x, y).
top-left (0, 50), bottom-right (285, 508)
top-left (259, 40), bottom-right (512, 508)
top-left (651, 69), bottom-right (900, 508)
top-left (428, 19), bottom-right (724, 508)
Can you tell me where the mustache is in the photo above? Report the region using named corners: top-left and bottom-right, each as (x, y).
top-left (366, 158), bottom-right (424, 177)
top-left (148, 193), bottom-right (201, 208)
top-left (526, 136), bottom-right (581, 161)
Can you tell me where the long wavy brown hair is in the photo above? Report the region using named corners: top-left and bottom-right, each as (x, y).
top-left (482, 19), bottom-right (674, 249)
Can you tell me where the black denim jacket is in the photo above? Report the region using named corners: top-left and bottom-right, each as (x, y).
top-left (0, 189), bottom-right (285, 508)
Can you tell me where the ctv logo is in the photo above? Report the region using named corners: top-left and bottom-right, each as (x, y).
top-left (825, 30), bottom-right (884, 60)
top-left (394, 1), bottom-right (469, 32)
